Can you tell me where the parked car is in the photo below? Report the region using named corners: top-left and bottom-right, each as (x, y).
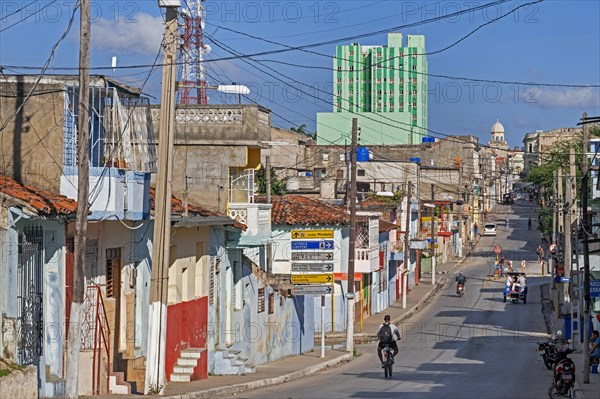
top-left (483, 223), bottom-right (497, 236)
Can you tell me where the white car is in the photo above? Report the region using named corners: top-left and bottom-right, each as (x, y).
top-left (483, 223), bottom-right (497, 236)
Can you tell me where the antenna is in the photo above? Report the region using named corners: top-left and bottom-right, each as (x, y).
top-left (177, 0), bottom-right (210, 104)
top-left (111, 56), bottom-right (117, 76)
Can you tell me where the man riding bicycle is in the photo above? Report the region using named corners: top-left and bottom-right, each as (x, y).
top-left (376, 315), bottom-right (401, 367)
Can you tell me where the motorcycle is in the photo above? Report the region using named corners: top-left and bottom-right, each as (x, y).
top-left (381, 343), bottom-right (396, 379)
top-left (537, 331), bottom-right (564, 370)
top-left (456, 283), bottom-right (465, 297)
top-left (553, 348), bottom-right (576, 397)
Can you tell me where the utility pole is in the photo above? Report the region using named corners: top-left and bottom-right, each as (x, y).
top-left (431, 184), bottom-right (436, 284)
top-left (346, 118), bottom-right (358, 354)
top-left (65, 0), bottom-right (89, 397)
top-left (265, 155), bottom-right (272, 275)
top-left (557, 167), bottom-right (564, 314)
top-left (567, 146), bottom-right (578, 349)
top-left (552, 171), bottom-right (557, 290)
top-left (580, 112), bottom-right (591, 384)
top-left (146, 1), bottom-right (179, 394)
top-left (403, 182), bottom-right (412, 309)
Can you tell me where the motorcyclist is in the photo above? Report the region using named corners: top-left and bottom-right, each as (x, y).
top-left (455, 271), bottom-right (467, 293)
top-left (376, 315), bottom-right (401, 367)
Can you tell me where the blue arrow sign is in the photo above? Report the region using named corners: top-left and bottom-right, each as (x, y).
top-left (291, 240), bottom-right (334, 250)
top-left (590, 280), bottom-right (600, 298)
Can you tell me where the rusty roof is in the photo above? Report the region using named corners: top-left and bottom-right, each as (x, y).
top-left (0, 175), bottom-right (77, 216)
top-left (379, 219), bottom-right (401, 233)
top-left (149, 187), bottom-right (246, 230)
top-left (271, 195), bottom-right (349, 226)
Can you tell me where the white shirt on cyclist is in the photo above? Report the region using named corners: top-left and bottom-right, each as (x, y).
top-left (376, 322), bottom-right (401, 341)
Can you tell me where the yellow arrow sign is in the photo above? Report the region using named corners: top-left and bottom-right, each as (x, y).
top-left (291, 229), bottom-right (334, 239)
top-left (291, 274), bottom-right (334, 284)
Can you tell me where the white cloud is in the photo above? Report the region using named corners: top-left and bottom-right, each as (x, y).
top-left (91, 13), bottom-right (163, 56)
top-left (531, 87), bottom-right (600, 109)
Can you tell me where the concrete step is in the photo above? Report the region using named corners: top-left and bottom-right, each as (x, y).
top-left (176, 357), bottom-right (198, 367)
top-left (173, 365), bottom-right (195, 374)
top-left (109, 372), bottom-right (131, 395)
top-left (170, 372), bottom-right (191, 383)
top-left (181, 348), bottom-right (206, 359)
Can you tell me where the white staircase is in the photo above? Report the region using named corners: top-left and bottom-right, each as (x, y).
top-left (170, 348), bottom-right (207, 383)
top-left (109, 371), bottom-right (131, 394)
top-left (212, 349), bottom-right (255, 375)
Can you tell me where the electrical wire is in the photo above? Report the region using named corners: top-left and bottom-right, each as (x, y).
top-left (0, 0), bottom-right (59, 32)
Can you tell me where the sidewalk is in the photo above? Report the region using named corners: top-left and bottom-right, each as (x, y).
top-left (542, 284), bottom-right (600, 399)
top-left (91, 251), bottom-right (470, 398)
top-left (178, 250), bottom-right (467, 398)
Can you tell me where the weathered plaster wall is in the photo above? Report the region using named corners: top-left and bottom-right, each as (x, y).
top-left (0, 80), bottom-right (64, 192)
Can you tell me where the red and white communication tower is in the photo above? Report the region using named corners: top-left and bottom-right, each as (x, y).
top-left (178, 0), bottom-right (211, 104)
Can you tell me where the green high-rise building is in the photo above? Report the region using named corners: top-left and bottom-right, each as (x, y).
top-left (317, 33), bottom-right (427, 145)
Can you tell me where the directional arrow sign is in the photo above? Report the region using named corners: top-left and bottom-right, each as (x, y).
top-left (291, 229), bottom-right (334, 239)
top-left (291, 240), bottom-right (334, 251)
top-left (291, 252), bottom-right (334, 261)
top-left (291, 263), bottom-right (334, 273)
top-left (291, 274), bottom-right (334, 284)
top-left (292, 285), bottom-right (334, 295)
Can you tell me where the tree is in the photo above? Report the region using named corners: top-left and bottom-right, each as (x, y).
top-left (255, 165), bottom-right (286, 195)
top-left (290, 124), bottom-right (307, 134)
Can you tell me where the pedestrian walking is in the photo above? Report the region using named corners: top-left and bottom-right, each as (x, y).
top-left (528, 217), bottom-right (532, 230)
top-left (473, 223), bottom-right (479, 237)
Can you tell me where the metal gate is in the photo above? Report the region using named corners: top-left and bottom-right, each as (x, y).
top-left (17, 226), bottom-right (44, 365)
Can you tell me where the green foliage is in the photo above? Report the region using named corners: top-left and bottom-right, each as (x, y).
top-left (367, 191), bottom-right (405, 204)
top-left (255, 165), bottom-right (286, 196)
top-left (538, 207), bottom-right (553, 236)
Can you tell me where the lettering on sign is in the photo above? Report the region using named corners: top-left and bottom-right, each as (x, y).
top-left (291, 274), bottom-right (334, 284)
top-left (291, 263), bottom-right (334, 273)
top-left (590, 280), bottom-right (600, 298)
top-left (291, 230), bottom-right (334, 239)
top-left (291, 252), bottom-right (334, 261)
top-left (292, 285), bottom-right (333, 295)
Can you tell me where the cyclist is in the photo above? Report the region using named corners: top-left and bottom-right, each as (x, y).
top-left (455, 271), bottom-right (467, 293)
top-left (376, 315), bottom-right (401, 368)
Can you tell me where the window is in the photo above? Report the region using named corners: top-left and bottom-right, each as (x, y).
top-left (337, 78), bottom-right (342, 83)
top-left (390, 78), bottom-right (394, 84)
top-left (377, 78), bottom-right (382, 83)
top-left (337, 102), bottom-right (342, 109)
top-left (400, 78), bottom-right (404, 84)
top-left (233, 258), bottom-right (243, 311)
top-left (337, 66), bottom-right (342, 71)
top-left (358, 169), bottom-right (366, 177)
top-left (412, 65), bottom-right (417, 71)
top-left (258, 288), bottom-right (265, 313)
top-left (106, 248), bottom-right (122, 298)
top-left (349, 78), bottom-right (354, 83)
top-left (377, 90), bottom-right (382, 96)
top-left (209, 257), bottom-right (215, 305)
top-left (390, 102), bottom-right (394, 107)
top-left (268, 293), bottom-right (275, 314)
top-left (337, 91), bottom-right (341, 97)
top-left (412, 114), bottom-right (417, 121)
top-left (349, 50), bottom-right (354, 56)
top-left (349, 66), bottom-right (354, 71)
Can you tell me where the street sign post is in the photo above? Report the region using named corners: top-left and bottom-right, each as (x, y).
top-left (291, 229), bottom-right (334, 239)
top-left (590, 279), bottom-right (600, 298)
top-left (292, 285), bottom-right (333, 295)
top-left (493, 244), bottom-right (502, 262)
top-left (291, 240), bottom-right (334, 250)
top-left (291, 252), bottom-right (333, 261)
top-left (291, 274), bottom-right (334, 284)
top-left (291, 263), bottom-right (334, 273)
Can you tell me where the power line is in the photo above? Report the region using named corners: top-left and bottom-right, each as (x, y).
top-left (0, 0), bottom-right (39, 22)
top-left (0, 0), bottom-right (60, 33)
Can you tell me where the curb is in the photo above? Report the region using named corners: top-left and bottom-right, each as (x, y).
top-left (163, 352), bottom-right (353, 399)
top-left (324, 278), bottom-right (448, 339)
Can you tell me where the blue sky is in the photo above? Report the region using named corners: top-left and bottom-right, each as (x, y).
top-left (1, 0), bottom-right (599, 148)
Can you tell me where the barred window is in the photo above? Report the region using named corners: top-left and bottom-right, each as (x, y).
top-left (106, 248), bottom-right (121, 298)
top-left (258, 288), bottom-right (265, 313)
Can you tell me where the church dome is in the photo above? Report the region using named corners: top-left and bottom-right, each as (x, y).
top-left (491, 119), bottom-right (505, 134)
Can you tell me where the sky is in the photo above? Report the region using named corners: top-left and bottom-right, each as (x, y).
top-left (0, 0), bottom-right (599, 148)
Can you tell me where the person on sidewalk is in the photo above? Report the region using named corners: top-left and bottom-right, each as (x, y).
top-left (473, 223), bottom-right (479, 237)
top-left (376, 315), bottom-right (401, 368)
top-left (528, 217), bottom-right (532, 230)
top-left (590, 330), bottom-right (600, 364)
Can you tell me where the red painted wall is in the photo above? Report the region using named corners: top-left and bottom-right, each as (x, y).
top-left (166, 296), bottom-right (208, 381)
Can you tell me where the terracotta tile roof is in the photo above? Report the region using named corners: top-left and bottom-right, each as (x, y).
top-left (379, 219), bottom-right (401, 233)
top-left (0, 175), bottom-right (77, 216)
top-left (358, 197), bottom-right (399, 210)
top-left (149, 187), bottom-right (246, 230)
top-left (271, 195), bottom-right (349, 226)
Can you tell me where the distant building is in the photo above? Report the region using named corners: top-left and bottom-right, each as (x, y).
top-left (488, 119), bottom-right (509, 150)
top-left (317, 33), bottom-right (428, 145)
top-left (522, 127), bottom-right (581, 175)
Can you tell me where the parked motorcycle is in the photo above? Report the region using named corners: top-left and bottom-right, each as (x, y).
top-left (456, 283), bottom-right (465, 297)
top-left (553, 348), bottom-right (576, 397)
top-left (537, 331), bottom-right (565, 370)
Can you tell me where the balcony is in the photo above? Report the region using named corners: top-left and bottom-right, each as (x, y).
top-left (228, 203), bottom-right (272, 245)
top-left (354, 248), bottom-right (379, 273)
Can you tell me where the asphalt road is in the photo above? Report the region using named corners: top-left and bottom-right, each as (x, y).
top-left (224, 201), bottom-right (558, 399)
